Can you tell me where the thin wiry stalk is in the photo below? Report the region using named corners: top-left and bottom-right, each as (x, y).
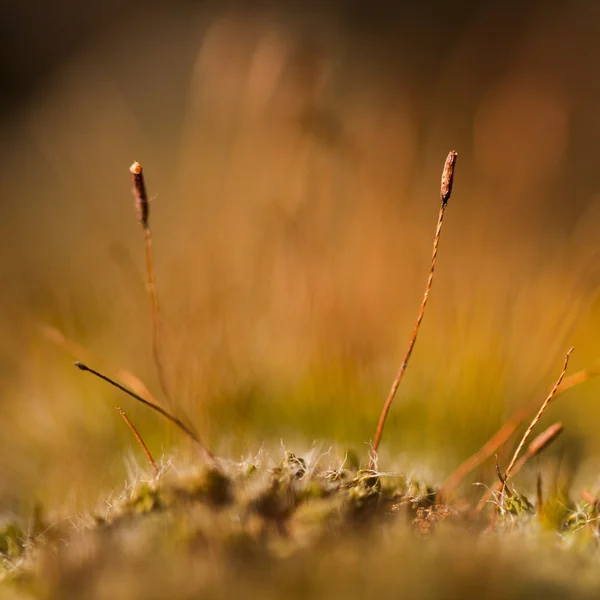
top-left (495, 460), bottom-right (512, 497)
top-left (130, 161), bottom-right (173, 411)
top-left (439, 359), bottom-right (600, 501)
top-left (75, 361), bottom-right (219, 469)
top-left (369, 151), bottom-right (457, 468)
top-left (476, 422), bottom-right (563, 511)
top-left (115, 406), bottom-right (160, 476)
top-left (501, 348), bottom-right (573, 498)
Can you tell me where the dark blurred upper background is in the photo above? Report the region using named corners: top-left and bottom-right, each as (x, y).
top-left (0, 0), bottom-right (532, 112)
top-left (1, 0), bottom-right (600, 509)
top-left (3, 0), bottom-right (600, 217)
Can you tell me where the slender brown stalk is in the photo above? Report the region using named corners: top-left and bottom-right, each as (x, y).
top-left (130, 161), bottom-right (173, 410)
top-left (495, 461), bottom-right (510, 496)
top-left (369, 151), bottom-right (457, 467)
top-left (439, 359), bottom-right (600, 500)
top-left (75, 361), bottom-right (219, 469)
top-left (115, 407), bottom-right (160, 476)
top-left (476, 422), bottom-right (563, 511)
top-left (503, 349), bottom-right (573, 487)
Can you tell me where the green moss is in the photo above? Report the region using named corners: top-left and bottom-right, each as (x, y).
top-left (122, 482), bottom-right (163, 516)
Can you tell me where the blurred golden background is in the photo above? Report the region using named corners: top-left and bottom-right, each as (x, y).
top-left (0, 1), bottom-right (600, 512)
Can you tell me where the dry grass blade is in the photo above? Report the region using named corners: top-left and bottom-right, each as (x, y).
top-left (503, 349), bottom-right (573, 486)
top-left (115, 406), bottom-right (160, 476)
top-left (369, 150), bottom-right (457, 468)
top-left (130, 161), bottom-right (173, 411)
top-left (476, 422), bottom-right (563, 511)
top-left (40, 323), bottom-right (162, 409)
top-left (75, 361), bottom-right (219, 469)
top-left (439, 359), bottom-right (600, 501)
top-left (524, 422), bottom-right (564, 457)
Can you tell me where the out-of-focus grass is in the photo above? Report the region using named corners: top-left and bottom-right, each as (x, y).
top-left (1, 6), bottom-right (600, 599)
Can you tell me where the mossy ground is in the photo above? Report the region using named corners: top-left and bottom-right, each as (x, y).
top-left (1, 448), bottom-right (600, 599)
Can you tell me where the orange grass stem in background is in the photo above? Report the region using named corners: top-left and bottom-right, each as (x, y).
top-left (130, 161), bottom-right (173, 411)
top-left (476, 422), bottom-right (563, 511)
top-left (369, 151), bottom-right (457, 468)
top-left (115, 406), bottom-right (160, 476)
top-left (439, 359), bottom-right (600, 501)
top-left (580, 490), bottom-right (599, 506)
top-left (75, 361), bottom-right (219, 469)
